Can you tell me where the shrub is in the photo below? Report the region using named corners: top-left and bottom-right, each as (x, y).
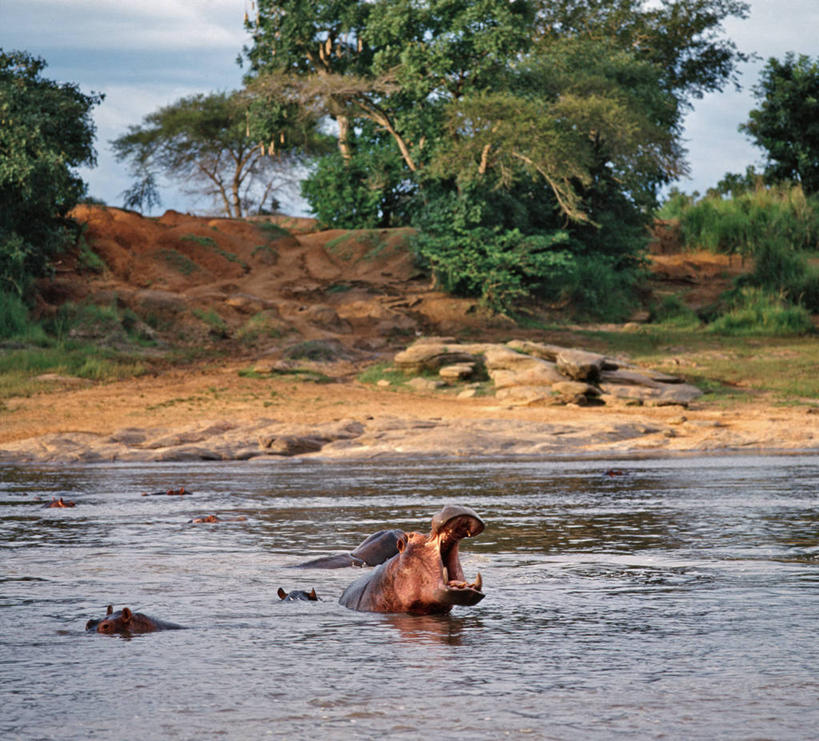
top-left (707, 288), bottom-right (814, 335)
top-left (659, 183), bottom-right (819, 259)
top-left (0, 292), bottom-right (47, 342)
top-left (413, 227), bottom-right (575, 314)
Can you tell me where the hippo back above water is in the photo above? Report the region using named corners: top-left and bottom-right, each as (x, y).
top-left (85, 605), bottom-right (182, 635)
top-left (294, 529), bottom-right (406, 569)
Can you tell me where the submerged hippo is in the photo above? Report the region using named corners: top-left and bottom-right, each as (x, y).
top-left (277, 587), bottom-right (318, 601)
top-left (339, 505), bottom-right (485, 615)
top-left (85, 605), bottom-right (182, 634)
top-left (43, 497), bottom-right (75, 508)
top-left (142, 487), bottom-right (192, 497)
top-left (189, 514), bottom-right (247, 524)
top-left (295, 529), bottom-right (406, 569)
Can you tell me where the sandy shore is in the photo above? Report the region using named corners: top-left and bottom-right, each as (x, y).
top-left (1, 360), bottom-right (816, 463)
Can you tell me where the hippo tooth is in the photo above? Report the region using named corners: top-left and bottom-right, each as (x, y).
top-left (442, 565), bottom-right (449, 584)
top-left (474, 572), bottom-right (483, 591)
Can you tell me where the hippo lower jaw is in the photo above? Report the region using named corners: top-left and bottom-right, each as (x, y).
top-left (435, 513), bottom-right (484, 606)
top-left (433, 581), bottom-right (485, 606)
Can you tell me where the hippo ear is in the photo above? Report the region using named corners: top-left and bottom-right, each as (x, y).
top-left (396, 537), bottom-right (406, 553)
top-left (121, 607), bottom-right (132, 623)
top-left (308, 588), bottom-right (317, 600)
top-left (106, 605), bottom-right (113, 615)
top-left (277, 588), bottom-right (287, 600)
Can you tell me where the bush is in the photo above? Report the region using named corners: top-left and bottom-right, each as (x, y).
top-left (649, 294), bottom-right (702, 328)
top-left (301, 145), bottom-right (413, 229)
top-left (413, 227), bottom-right (575, 314)
top-left (708, 288), bottom-right (814, 335)
top-left (658, 183), bottom-right (819, 259)
top-left (0, 292), bottom-right (47, 342)
top-left (558, 253), bottom-right (642, 322)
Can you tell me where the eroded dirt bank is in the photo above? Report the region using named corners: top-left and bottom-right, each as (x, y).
top-left (4, 205), bottom-right (815, 463)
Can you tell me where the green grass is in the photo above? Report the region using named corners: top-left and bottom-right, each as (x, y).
top-left (192, 308), bottom-right (229, 337)
top-left (707, 288), bottom-right (814, 335)
top-left (0, 292), bottom-right (48, 343)
top-left (181, 234), bottom-right (218, 248)
top-left (358, 363), bottom-right (411, 388)
top-left (568, 325), bottom-right (819, 405)
top-left (235, 312), bottom-right (285, 345)
top-left (157, 248), bottom-right (200, 275)
top-left (256, 222), bottom-right (291, 240)
top-left (0, 345), bottom-right (148, 400)
top-left (180, 234), bottom-right (249, 270)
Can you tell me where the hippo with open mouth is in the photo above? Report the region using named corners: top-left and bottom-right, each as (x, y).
top-left (338, 504), bottom-right (485, 615)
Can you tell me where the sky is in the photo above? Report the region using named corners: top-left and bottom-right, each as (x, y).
top-left (3, 0), bottom-right (818, 216)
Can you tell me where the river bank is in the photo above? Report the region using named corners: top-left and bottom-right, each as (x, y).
top-left (1, 356), bottom-right (816, 463)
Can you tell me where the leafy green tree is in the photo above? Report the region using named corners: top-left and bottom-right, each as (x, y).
top-left (0, 49), bottom-right (102, 296)
top-left (112, 90), bottom-right (327, 217)
top-left (740, 53), bottom-right (819, 194)
top-left (244, 0), bottom-right (750, 313)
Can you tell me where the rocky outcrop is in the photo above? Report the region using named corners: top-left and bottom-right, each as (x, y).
top-left (393, 338), bottom-right (702, 408)
top-left (0, 414), bottom-right (712, 463)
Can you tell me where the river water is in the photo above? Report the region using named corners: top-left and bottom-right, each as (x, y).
top-left (1, 455), bottom-right (817, 739)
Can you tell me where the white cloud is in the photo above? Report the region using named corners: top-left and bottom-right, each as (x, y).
top-left (6, 0), bottom-right (248, 52)
top-left (4, 0), bottom-right (818, 210)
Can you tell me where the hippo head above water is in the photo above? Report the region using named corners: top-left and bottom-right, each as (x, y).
top-left (339, 504), bottom-right (485, 615)
top-left (85, 605), bottom-right (182, 634)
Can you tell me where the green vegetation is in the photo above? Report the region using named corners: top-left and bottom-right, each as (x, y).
top-left (658, 183), bottom-right (819, 315)
top-left (707, 288), bottom-right (814, 336)
top-left (1, 50), bottom-right (102, 296)
top-left (357, 363), bottom-right (412, 389)
top-left (156, 248), bottom-right (200, 275)
top-left (0, 344), bottom-right (147, 401)
top-left (659, 183), bottom-right (818, 258)
top-left (236, 311), bottom-right (286, 344)
top-left (740, 53), bottom-right (819, 194)
top-left (256, 222), bottom-right (291, 240)
top-left (180, 234), bottom-right (248, 270)
top-left (567, 327), bottom-right (819, 405)
top-left (181, 234), bottom-right (218, 248)
top-left (192, 308), bottom-right (229, 337)
top-left (244, 0), bottom-right (750, 314)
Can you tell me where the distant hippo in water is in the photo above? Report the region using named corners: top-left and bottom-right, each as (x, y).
top-left (43, 497), bottom-right (75, 508)
top-left (339, 505), bottom-right (485, 615)
top-left (142, 487), bottom-right (192, 496)
top-left (189, 514), bottom-right (247, 524)
top-left (294, 529), bottom-right (406, 569)
top-left (277, 587), bottom-right (318, 601)
top-left (85, 605), bottom-right (182, 635)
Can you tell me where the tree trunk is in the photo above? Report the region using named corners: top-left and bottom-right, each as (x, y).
top-left (337, 114), bottom-right (352, 164)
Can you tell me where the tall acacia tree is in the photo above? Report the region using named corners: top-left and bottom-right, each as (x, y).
top-left (112, 90), bottom-right (326, 217)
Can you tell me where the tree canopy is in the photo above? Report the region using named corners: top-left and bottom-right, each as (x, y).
top-left (112, 90), bottom-right (329, 217)
top-left (239, 1), bottom-right (751, 314)
top-left (0, 49), bottom-right (102, 296)
top-left (740, 53), bottom-right (819, 194)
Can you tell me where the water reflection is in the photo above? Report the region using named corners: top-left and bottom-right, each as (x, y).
top-left (381, 614), bottom-right (481, 646)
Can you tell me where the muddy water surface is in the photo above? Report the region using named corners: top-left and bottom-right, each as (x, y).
top-left (1, 455), bottom-right (817, 739)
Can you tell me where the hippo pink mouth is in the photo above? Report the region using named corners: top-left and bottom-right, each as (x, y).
top-left (432, 506), bottom-right (485, 606)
